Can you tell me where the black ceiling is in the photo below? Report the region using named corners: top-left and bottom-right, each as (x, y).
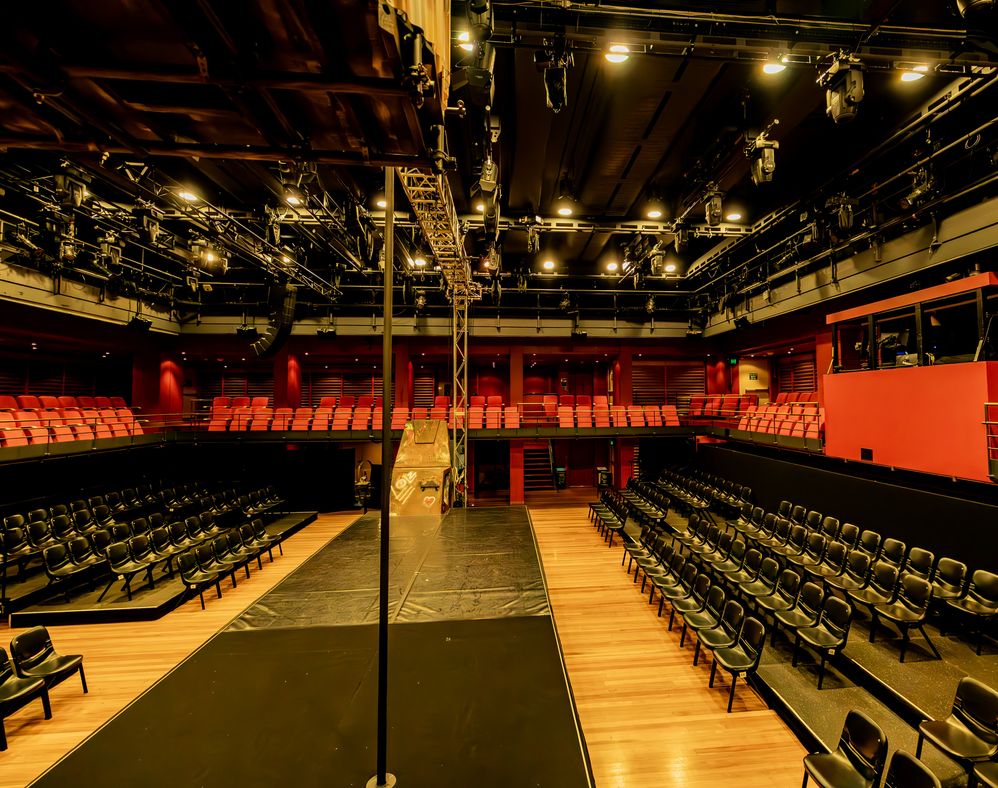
top-left (0, 0), bottom-right (995, 325)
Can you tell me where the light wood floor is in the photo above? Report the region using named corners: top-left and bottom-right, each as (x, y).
top-left (529, 489), bottom-right (806, 788)
top-left (0, 512), bottom-right (357, 788)
top-left (1, 498), bottom-right (805, 787)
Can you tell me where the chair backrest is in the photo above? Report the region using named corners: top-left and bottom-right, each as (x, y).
top-left (758, 558), bottom-right (781, 587)
top-left (825, 541), bottom-right (848, 569)
top-left (9, 626), bottom-right (55, 673)
top-left (845, 550), bottom-right (871, 580)
top-left (934, 557), bottom-right (967, 591)
top-left (969, 570), bottom-right (998, 607)
top-left (821, 516), bottom-right (840, 540)
top-left (838, 709), bottom-right (889, 783)
top-left (858, 530), bottom-right (882, 559)
top-left (903, 548), bottom-right (935, 581)
top-left (838, 523), bottom-right (860, 550)
top-left (790, 505), bottom-right (807, 524)
top-left (821, 596), bottom-right (853, 644)
top-left (797, 582), bottom-right (825, 618)
top-left (952, 676), bottom-right (998, 745)
top-left (898, 575), bottom-right (933, 614)
top-left (177, 551), bottom-right (199, 578)
top-left (883, 750), bottom-right (941, 788)
top-left (803, 510), bottom-right (822, 531)
top-left (880, 538), bottom-right (907, 568)
top-left (777, 500), bottom-right (792, 518)
top-left (870, 563), bottom-right (900, 597)
top-left (719, 599), bottom-right (745, 638)
top-left (776, 569), bottom-right (802, 603)
top-left (44, 543), bottom-right (71, 571)
top-left (68, 536), bottom-right (95, 563)
top-left (739, 617), bottom-right (767, 668)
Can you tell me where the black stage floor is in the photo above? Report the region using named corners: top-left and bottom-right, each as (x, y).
top-left (31, 507), bottom-right (593, 788)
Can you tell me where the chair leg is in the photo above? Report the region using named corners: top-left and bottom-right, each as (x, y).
top-left (899, 627), bottom-right (910, 663)
top-left (693, 640), bottom-right (701, 666)
top-left (215, 580), bottom-right (222, 598)
top-left (96, 579), bottom-right (115, 603)
top-left (802, 771), bottom-right (809, 788)
top-left (198, 590), bottom-right (205, 610)
top-left (727, 673), bottom-right (737, 713)
top-left (916, 732), bottom-right (924, 758)
top-left (79, 664), bottom-right (88, 694)
top-left (709, 659), bottom-right (717, 687)
top-left (276, 541), bottom-right (283, 556)
top-left (921, 625), bottom-right (941, 660)
top-left (792, 636), bottom-right (800, 667)
top-left (817, 655), bottom-right (826, 690)
top-left (0, 719), bottom-right (6, 752)
top-left (41, 688), bottom-right (52, 719)
top-left (680, 623), bottom-right (688, 647)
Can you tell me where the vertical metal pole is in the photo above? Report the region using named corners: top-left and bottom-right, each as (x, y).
top-left (374, 166), bottom-right (395, 788)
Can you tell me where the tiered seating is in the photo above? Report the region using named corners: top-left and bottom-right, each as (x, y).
top-left (736, 401), bottom-right (824, 444)
top-left (0, 398), bottom-right (141, 447)
top-left (0, 481), bottom-right (290, 610)
top-left (686, 394), bottom-right (758, 420)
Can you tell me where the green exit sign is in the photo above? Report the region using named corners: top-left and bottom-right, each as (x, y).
top-left (728, 357), bottom-right (738, 365)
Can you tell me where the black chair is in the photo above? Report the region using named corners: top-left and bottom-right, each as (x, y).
top-left (41, 544), bottom-right (90, 601)
top-left (876, 538), bottom-right (907, 573)
top-left (658, 562), bottom-right (698, 617)
top-left (946, 570), bottom-right (998, 655)
top-left (25, 521), bottom-right (58, 552)
top-left (195, 544), bottom-right (237, 588)
top-left (883, 750), bottom-right (941, 788)
top-left (819, 516), bottom-right (840, 542)
top-left (695, 599), bottom-right (744, 667)
top-left (724, 548), bottom-right (764, 592)
top-left (227, 530), bottom-right (263, 571)
top-left (0, 528), bottom-right (40, 580)
top-left (838, 523), bottom-right (860, 552)
top-left (902, 548), bottom-right (935, 584)
top-left (872, 575), bottom-right (940, 663)
top-left (916, 677), bottom-right (998, 787)
top-left (680, 584), bottom-right (725, 650)
top-left (740, 556), bottom-right (781, 609)
top-left (9, 626), bottom-right (86, 694)
top-left (177, 552), bottom-right (222, 610)
top-left (789, 533), bottom-right (827, 575)
top-left (49, 504), bottom-right (69, 519)
top-left (98, 542), bottom-right (153, 601)
top-left (49, 515), bottom-right (76, 542)
top-left (849, 563), bottom-right (900, 618)
top-left (212, 536), bottom-right (250, 580)
top-left (793, 596), bottom-right (852, 689)
top-left (807, 541), bottom-right (849, 583)
top-left (932, 557), bottom-right (968, 603)
top-left (0, 647), bottom-right (50, 751)
top-left (756, 569), bottom-right (802, 636)
top-left (239, 523), bottom-right (275, 563)
top-left (856, 530), bottom-right (882, 562)
top-left (826, 551), bottom-right (871, 596)
top-left (668, 574), bottom-right (711, 633)
top-left (67, 536), bottom-right (104, 568)
top-left (709, 616), bottom-right (766, 713)
top-left (68, 499), bottom-right (89, 513)
top-left (26, 509), bottom-right (49, 526)
top-left (802, 709), bottom-right (888, 788)
top-left (775, 581), bottom-right (825, 643)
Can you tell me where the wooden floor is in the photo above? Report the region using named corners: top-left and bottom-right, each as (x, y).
top-left (0, 512), bottom-right (357, 788)
top-left (529, 488), bottom-right (806, 788)
top-left (0, 497), bottom-right (805, 787)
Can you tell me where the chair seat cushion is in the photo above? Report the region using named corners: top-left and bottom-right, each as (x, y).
top-left (21, 653), bottom-right (82, 681)
top-left (875, 603), bottom-right (922, 624)
top-left (948, 598), bottom-right (998, 617)
top-left (803, 752), bottom-right (875, 788)
top-left (920, 719), bottom-right (998, 761)
top-left (0, 675), bottom-right (45, 707)
top-left (797, 627), bottom-right (843, 650)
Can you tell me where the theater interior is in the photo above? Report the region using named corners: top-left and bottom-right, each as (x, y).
top-left (1, 1), bottom-right (998, 786)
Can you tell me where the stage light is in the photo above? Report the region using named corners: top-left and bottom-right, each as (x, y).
top-left (645, 295), bottom-right (656, 314)
top-left (646, 208), bottom-right (663, 219)
top-left (543, 259), bottom-right (555, 271)
top-left (664, 262), bottom-right (677, 273)
top-left (474, 201), bottom-right (485, 213)
top-left (762, 61), bottom-right (786, 75)
top-left (559, 293), bottom-right (571, 311)
top-left (557, 203), bottom-right (573, 217)
top-left (900, 66), bottom-right (928, 82)
top-left (178, 189), bottom-right (200, 203)
top-left (726, 212), bottom-right (743, 222)
top-left (535, 36), bottom-right (572, 113)
top-left (746, 120), bottom-right (779, 185)
top-left (673, 225), bottom-right (689, 254)
top-left (457, 31), bottom-right (475, 52)
top-left (374, 194), bottom-right (387, 209)
top-left (468, 0), bottom-right (492, 41)
top-left (606, 261), bottom-right (619, 272)
top-left (956, 0), bottom-right (996, 20)
top-left (819, 53), bottom-right (864, 124)
top-left (605, 44), bottom-right (630, 64)
top-left (413, 256), bottom-right (427, 267)
top-left (705, 191), bottom-right (723, 226)
top-left (285, 191), bottom-right (303, 206)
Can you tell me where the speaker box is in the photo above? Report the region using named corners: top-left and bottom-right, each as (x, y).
top-left (251, 284), bottom-right (297, 358)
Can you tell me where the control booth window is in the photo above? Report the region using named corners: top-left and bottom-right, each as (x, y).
top-left (873, 308), bottom-right (917, 368)
top-left (835, 318), bottom-right (870, 371)
top-left (924, 294), bottom-right (981, 364)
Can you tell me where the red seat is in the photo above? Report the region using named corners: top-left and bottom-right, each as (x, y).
top-left (339, 395), bottom-right (356, 409)
top-left (643, 405), bottom-right (661, 427)
top-left (290, 407), bottom-right (312, 430)
top-left (542, 395), bottom-right (558, 421)
top-left (593, 395), bottom-right (609, 408)
top-left (662, 405), bottom-right (681, 427)
top-left (39, 396), bottom-right (60, 409)
top-left (486, 395), bottom-right (503, 409)
top-left (357, 395), bottom-right (374, 409)
top-left (774, 392), bottom-right (789, 404)
top-left (372, 407), bottom-right (383, 429)
top-left (470, 396), bottom-right (486, 407)
top-left (250, 408), bottom-right (273, 431)
top-left (504, 406), bottom-right (520, 429)
top-left (116, 408), bottom-right (142, 435)
top-left (24, 426), bottom-right (50, 443)
top-left (230, 396), bottom-right (250, 408)
top-left (576, 406), bottom-right (592, 428)
top-left (594, 405), bottom-right (610, 428)
top-left (50, 423), bottom-right (75, 442)
top-left (429, 403), bottom-right (448, 420)
top-left (271, 408), bottom-right (292, 430)
top-left (76, 396), bottom-right (96, 408)
top-left (0, 427), bottom-right (29, 447)
top-left (434, 395), bottom-right (451, 409)
top-left (0, 395), bottom-right (18, 410)
top-left (212, 396), bottom-right (231, 409)
top-left (318, 396), bottom-right (337, 409)
top-left (688, 395), bottom-right (706, 417)
top-left (17, 395), bottom-right (41, 410)
top-left (109, 396), bottom-right (128, 408)
top-left (311, 407), bottom-right (333, 431)
top-left (486, 406), bottom-right (502, 429)
top-left (39, 410), bottom-right (63, 427)
top-left (391, 408), bottom-right (409, 430)
top-left (558, 406), bottom-right (574, 428)
top-left (776, 405), bottom-right (796, 436)
top-left (611, 405), bottom-right (627, 427)
top-left (576, 395), bottom-right (592, 407)
top-left (412, 407), bottom-right (429, 420)
top-left (57, 396), bottom-right (78, 408)
top-left (71, 422), bottom-right (95, 440)
top-left (468, 406), bottom-right (484, 429)
top-left (559, 395), bottom-right (574, 407)
top-left (352, 407), bottom-right (372, 430)
top-left (628, 406), bottom-right (646, 427)
top-left (331, 407), bottom-right (352, 430)
top-left (737, 406), bottom-right (755, 431)
top-left (94, 396), bottom-right (112, 408)
top-left (228, 407), bottom-right (252, 431)
top-left (208, 408), bottom-right (231, 432)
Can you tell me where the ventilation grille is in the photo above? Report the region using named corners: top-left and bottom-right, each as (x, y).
top-left (632, 364), bottom-right (665, 405)
top-left (412, 375), bottom-right (435, 407)
top-left (776, 353), bottom-right (817, 393)
top-left (665, 362), bottom-right (706, 405)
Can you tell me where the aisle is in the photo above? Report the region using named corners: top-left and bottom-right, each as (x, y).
top-left (529, 491), bottom-right (806, 788)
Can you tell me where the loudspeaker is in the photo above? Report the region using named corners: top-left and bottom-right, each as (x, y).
top-left (251, 284), bottom-right (297, 358)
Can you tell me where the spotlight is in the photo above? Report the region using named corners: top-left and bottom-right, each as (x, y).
top-left (128, 315), bottom-right (153, 331)
top-left (236, 325), bottom-right (260, 339)
top-left (673, 225), bottom-right (689, 254)
top-left (191, 240), bottom-right (228, 274)
top-left (53, 171), bottom-right (89, 208)
top-left (285, 190), bottom-right (303, 206)
top-left (956, 0), bottom-right (996, 21)
top-left (554, 177), bottom-right (576, 216)
top-left (746, 120), bottom-right (780, 185)
top-left (605, 44), bottom-right (630, 64)
top-left (457, 31), bottom-right (475, 52)
top-left (178, 189), bottom-right (200, 203)
top-left (826, 194), bottom-right (858, 231)
top-left (571, 327), bottom-right (588, 339)
top-left (317, 327), bottom-right (338, 339)
top-left (556, 202), bottom-right (574, 217)
top-left (726, 212), bottom-right (743, 222)
top-left (734, 316), bottom-right (751, 330)
top-left (664, 262), bottom-right (677, 274)
top-left (479, 156), bottom-right (501, 244)
top-left (606, 261), bottom-right (619, 272)
top-left (467, 0), bottom-right (492, 41)
top-left (818, 53), bottom-right (864, 124)
top-left (458, 41), bottom-right (495, 107)
top-left (559, 293), bottom-right (571, 311)
top-left (534, 35), bottom-right (573, 113)
top-left (705, 191), bottom-right (723, 226)
top-left (412, 256), bottom-right (427, 268)
top-left (900, 65), bottom-right (928, 82)
top-left (373, 194), bottom-right (387, 209)
top-left (543, 259), bottom-right (555, 271)
top-left (646, 208), bottom-right (663, 219)
top-left (474, 201), bottom-right (485, 212)
top-left (762, 61), bottom-right (786, 75)
top-left (900, 167), bottom-right (936, 209)
top-left (415, 292), bottom-right (427, 314)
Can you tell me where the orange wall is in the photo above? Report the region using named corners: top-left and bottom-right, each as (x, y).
top-left (824, 362), bottom-right (996, 482)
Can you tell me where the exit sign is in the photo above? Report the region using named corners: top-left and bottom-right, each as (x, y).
top-left (749, 372), bottom-right (758, 381)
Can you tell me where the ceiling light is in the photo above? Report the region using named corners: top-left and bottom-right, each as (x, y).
top-left (606, 261), bottom-right (619, 272)
top-left (542, 259), bottom-right (555, 270)
top-left (664, 263), bottom-right (677, 273)
top-left (819, 53), bottom-right (864, 124)
top-left (475, 201), bottom-right (485, 212)
top-left (374, 195), bottom-right (387, 209)
top-left (413, 256), bottom-right (426, 267)
top-left (900, 69), bottom-right (926, 82)
top-left (605, 44), bottom-right (630, 64)
top-left (457, 31), bottom-right (475, 52)
top-left (726, 212), bottom-right (743, 222)
top-left (178, 190), bottom-right (199, 202)
top-left (646, 208), bottom-right (663, 219)
top-left (763, 62), bottom-right (786, 75)
top-left (557, 205), bottom-right (573, 216)
top-left (285, 193), bottom-right (302, 206)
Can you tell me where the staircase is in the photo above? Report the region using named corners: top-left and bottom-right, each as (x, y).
top-left (524, 443), bottom-right (555, 491)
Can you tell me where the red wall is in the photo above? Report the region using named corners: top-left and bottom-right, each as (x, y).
top-left (824, 362), bottom-right (996, 482)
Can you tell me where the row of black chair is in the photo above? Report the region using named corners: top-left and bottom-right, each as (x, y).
top-left (0, 626), bottom-right (85, 751)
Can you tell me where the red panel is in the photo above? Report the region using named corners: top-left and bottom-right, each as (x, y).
top-left (824, 362), bottom-right (995, 482)
top-left (158, 359), bottom-right (183, 417)
top-left (509, 442), bottom-right (525, 504)
top-left (826, 272), bottom-right (998, 324)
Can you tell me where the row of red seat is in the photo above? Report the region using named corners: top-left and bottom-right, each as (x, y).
top-left (0, 394), bottom-right (129, 411)
top-left (736, 404), bottom-right (825, 439)
top-left (206, 403), bottom-right (684, 432)
top-left (774, 391), bottom-right (818, 404)
top-left (0, 408), bottom-right (143, 447)
top-left (687, 394), bottom-right (761, 418)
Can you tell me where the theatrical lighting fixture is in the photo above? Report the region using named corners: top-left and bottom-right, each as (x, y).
top-left (53, 170), bottom-right (89, 208)
top-left (177, 189), bottom-right (200, 203)
top-left (556, 201), bottom-right (574, 217)
top-left (746, 119), bottom-right (780, 185)
top-left (128, 315), bottom-right (153, 331)
top-left (606, 261), bottom-right (619, 272)
top-left (468, 0), bottom-right (492, 42)
top-left (734, 316), bottom-right (751, 330)
top-left (534, 35), bottom-right (573, 113)
top-left (414, 292), bottom-right (427, 314)
top-left (412, 256), bottom-right (427, 267)
top-left (554, 175), bottom-right (576, 216)
top-left (762, 59), bottom-right (787, 75)
top-left (479, 156), bottom-right (501, 243)
top-left (664, 262), bottom-right (677, 274)
top-left (559, 293), bottom-right (571, 311)
top-left (605, 44), bottom-right (630, 64)
top-left (526, 223), bottom-right (540, 253)
top-left (645, 295), bottom-right (656, 314)
top-left (900, 167), bottom-right (936, 209)
top-left (474, 201), bottom-right (485, 213)
top-left (459, 41), bottom-right (495, 107)
top-left (725, 212), bottom-right (743, 222)
top-left (571, 327), bottom-right (588, 340)
top-left (284, 190), bottom-right (303, 206)
top-left (190, 240), bottom-right (228, 275)
top-left (956, 0), bottom-right (996, 21)
top-left (236, 325), bottom-right (260, 339)
top-left (900, 65), bottom-right (929, 82)
top-left (317, 327), bottom-right (338, 339)
top-left (818, 53), bottom-right (864, 124)
top-left (646, 208), bottom-right (663, 219)
top-left (704, 189), bottom-right (723, 226)
top-left (457, 31), bottom-right (475, 52)
top-left (826, 194), bottom-right (857, 231)
top-left (373, 193), bottom-right (387, 209)
top-left (543, 259), bottom-right (555, 271)
top-left (673, 225), bottom-right (689, 254)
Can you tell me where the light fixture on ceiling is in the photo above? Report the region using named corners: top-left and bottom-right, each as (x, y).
top-left (704, 189), bottom-right (723, 226)
top-left (725, 212), bottom-right (743, 222)
top-left (955, 0), bottom-right (996, 20)
top-left (374, 193), bottom-right (387, 209)
top-left (479, 156), bottom-right (501, 243)
top-left (554, 174), bottom-right (576, 216)
top-left (285, 190), bottom-right (303, 206)
top-left (746, 119), bottom-right (780, 185)
top-left (556, 202), bottom-right (574, 217)
top-left (900, 65), bottom-right (929, 82)
top-left (762, 57), bottom-right (787, 75)
top-left (178, 189), bottom-right (200, 203)
top-left (457, 31), bottom-right (475, 52)
top-left (664, 262), bottom-right (677, 274)
top-left (413, 256), bottom-right (427, 268)
top-left (646, 208), bottom-right (663, 219)
top-left (542, 259), bottom-right (555, 271)
top-left (605, 44), bottom-right (630, 64)
top-left (475, 201), bottom-right (485, 212)
top-left (468, 0), bottom-right (492, 42)
top-left (534, 34), bottom-right (573, 113)
top-left (819, 53), bottom-right (864, 124)
top-left (606, 261), bottom-right (619, 272)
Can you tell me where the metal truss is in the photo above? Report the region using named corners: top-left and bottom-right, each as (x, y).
top-left (451, 294), bottom-right (471, 506)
